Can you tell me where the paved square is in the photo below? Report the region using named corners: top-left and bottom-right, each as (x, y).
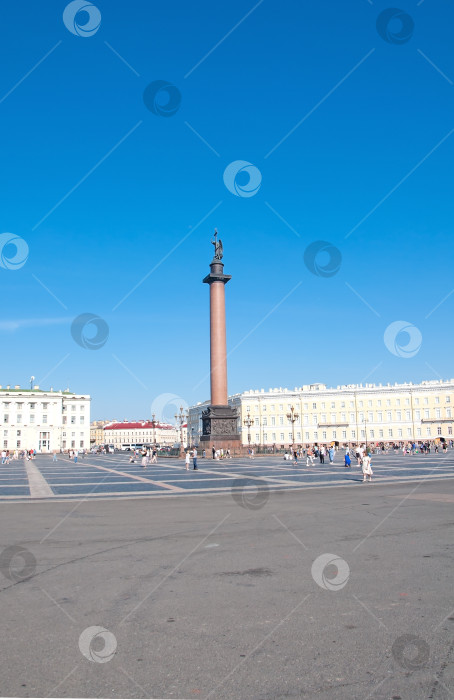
top-left (2, 449), bottom-right (454, 501)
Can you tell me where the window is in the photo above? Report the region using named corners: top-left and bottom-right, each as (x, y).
top-left (312, 403), bottom-right (317, 409)
top-left (3, 430), bottom-right (7, 436)
top-left (358, 401), bottom-right (363, 408)
top-left (80, 404), bottom-right (85, 411)
top-left (3, 415), bottom-right (8, 423)
top-left (321, 414), bottom-right (327, 423)
top-left (43, 415), bottom-right (47, 424)
top-left (396, 399), bottom-right (401, 406)
top-left (407, 428), bottom-right (412, 436)
top-left (331, 413), bottom-right (336, 422)
top-left (63, 416), bottom-right (67, 425)
top-left (379, 429), bottom-right (384, 438)
top-left (396, 411), bottom-right (402, 421)
top-left (30, 403), bottom-right (36, 409)
top-left (262, 405), bottom-right (266, 412)
top-left (386, 399), bottom-right (391, 407)
top-left (279, 416), bottom-right (283, 425)
top-left (436, 409), bottom-right (441, 419)
top-left (388, 429), bottom-right (393, 437)
top-left (361, 430), bottom-right (365, 438)
top-left (304, 403), bottom-right (308, 410)
top-left (322, 431), bottom-right (327, 439)
top-left (332, 430), bottom-right (337, 439)
top-left (397, 429), bottom-right (402, 437)
top-left (331, 402), bottom-right (335, 409)
top-left (406, 411), bottom-right (411, 420)
top-left (30, 414), bottom-right (35, 423)
top-left (417, 428), bottom-right (421, 436)
top-left (446, 396), bottom-right (451, 403)
top-left (377, 400), bottom-right (382, 407)
top-left (71, 405), bottom-right (76, 411)
top-left (246, 406), bottom-right (250, 413)
top-left (424, 409), bottom-right (430, 419)
top-left (305, 432), bottom-right (309, 440)
top-left (271, 416), bottom-right (275, 426)
top-left (414, 397), bottom-right (420, 405)
top-left (341, 413), bottom-right (346, 422)
top-left (270, 405), bottom-right (274, 411)
top-left (368, 412), bottom-right (373, 421)
top-left (369, 430), bottom-right (374, 438)
top-left (449, 427), bottom-right (453, 436)
top-left (415, 410), bottom-right (420, 420)
top-left (313, 432), bottom-right (318, 440)
top-left (3, 440), bottom-right (7, 448)
top-left (387, 412), bottom-right (392, 421)
top-left (341, 402), bottom-right (345, 408)
top-left (368, 400), bottom-right (372, 408)
top-left (262, 417), bottom-right (267, 427)
top-left (42, 403), bottom-right (48, 409)
top-left (16, 440), bottom-right (21, 448)
top-left (426, 427), bottom-right (431, 436)
top-left (349, 401), bottom-right (354, 408)
top-left (62, 432), bottom-right (66, 437)
top-left (350, 413), bottom-right (355, 422)
top-left (296, 432), bottom-right (301, 441)
top-left (16, 430), bottom-right (21, 436)
top-left (351, 430), bottom-right (356, 438)
top-left (424, 397), bottom-right (428, 405)
top-left (342, 430), bottom-right (347, 439)
top-left (321, 403), bottom-right (325, 409)
top-left (288, 433), bottom-right (292, 442)
top-left (405, 398), bottom-right (410, 406)
top-left (71, 416), bottom-right (76, 425)
top-left (17, 414), bottom-right (22, 423)
top-left (263, 433), bottom-right (268, 442)
top-left (447, 409), bottom-right (452, 418)
top-left (312, 415), bottom-right (317, 425)
top-left (280, 433), bottom-right (284, 441)
top-left (279, 405), bottom-right (283, 411)
top-left (437, 427), bottom-right (442, 436)
top-left (271, 433), bottom-right (276, 441)
top-left (435, 397), bottom-right (440, 404)
top-left (303, 414), bottom-right (308, 425)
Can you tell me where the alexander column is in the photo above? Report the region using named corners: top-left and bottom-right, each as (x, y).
top-left (200, 230), bottom-right (240, 453)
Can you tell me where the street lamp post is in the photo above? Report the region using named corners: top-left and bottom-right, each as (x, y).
top-left (243, 412), bottom-right (253, 451)
top-left (174, 406), bottom-right (187, 457)
top-left (286, 405), bottom-right (299, 449)
top-left (363, 416), bottom-right (368, 453)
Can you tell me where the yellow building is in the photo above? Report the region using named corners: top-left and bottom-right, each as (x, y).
top-left (189, 378), bottom-right (454, 447)
top-left (90, 420), bottom-right (113, 446)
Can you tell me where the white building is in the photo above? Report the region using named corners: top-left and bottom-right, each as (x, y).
top-left (188, 378), bottom-right (454, 447)
top-left (103, 420), bottom-right (182, 449)
top-left (0, 384), bottom-right (90, 453)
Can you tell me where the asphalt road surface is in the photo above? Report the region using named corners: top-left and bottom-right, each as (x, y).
top-left (0, 454), bottom-right (453, 699)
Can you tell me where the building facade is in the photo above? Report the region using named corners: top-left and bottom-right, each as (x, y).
top-left (103, 420), bottom-right (182, 449)
top-left (0, 385), bottom-right (90, 452)
top-left (90, 420), bottom-right (114, 446)
top-left (188, 379), bottom-right (454, 448)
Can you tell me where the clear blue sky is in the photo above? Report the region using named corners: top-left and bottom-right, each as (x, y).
top-left (1, 0), bottom-right (453, 421)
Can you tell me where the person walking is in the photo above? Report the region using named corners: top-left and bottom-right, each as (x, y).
top-left (52, 450), bottom-right (58, 463)
top-left (361, 453), bottom-right (373, 483)
top-left (306, 447), bottom-right (314, 467)
top-left (185, 451), bottom-right (190, 471)
top-left (293, 447), bottom-right (298, 466)
top-left (319, 445), bottom-right (325, 464)
top-left (344, 452), bottom-right (351, 468)
top-left (328, 446), bottom-right (335, 464)
top-left (141, 449), bottom-right (148, 469)
top-left (192, 447), bottom-right (198, 470)
top-left (74, 450), bottom-right (78, 464)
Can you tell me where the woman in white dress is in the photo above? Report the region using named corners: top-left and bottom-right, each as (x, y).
top-left (361, 453), bottom-right (373, 482)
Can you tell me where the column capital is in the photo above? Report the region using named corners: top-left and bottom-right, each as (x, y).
top-left (203, 260), bottom-right (231, 285)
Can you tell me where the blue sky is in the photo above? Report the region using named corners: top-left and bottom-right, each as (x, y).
top-left (0, 0), bottom-right (453, 421)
